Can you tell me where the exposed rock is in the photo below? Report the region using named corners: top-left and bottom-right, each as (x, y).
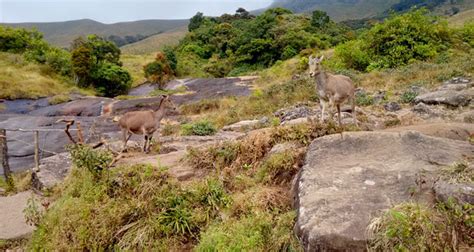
top-left (407, 85), bottom-right (429, 95)
top-left (32, 153), bottom-right (72, 191)
top-left (414, 88), bottom-right (474, 107)
top-left (383, 123), bottom-right (474, 141)
top-left (456, 110), bottom-right (474, 123)
top-left (413, 102), bottom-right (437, 116)
top-left (383, 102), bottom-right (401, 112)
top-left (433, 181), bottom-right (474, 205)
top-left (281, 117), bottom-right (311, 126)
top-left (274, 105), bottom-right (318, 122)
top-left (269, 142), bottom-right (302, 155)
top-left (373, 90), bottom-right (386, 104)
top-left (296, 131), bottom-right (473, 251)
top-left (0, 191), bottom-right (37, 240)
top-left (222, 120), bottom-right (262, 132)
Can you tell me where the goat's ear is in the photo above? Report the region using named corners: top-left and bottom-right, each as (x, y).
top-left (320, 55), bottom-right (325, 61)
top-left (161, 94), bottom-right (168, 99)
top-left (309, 55), bottom-right (314, 62)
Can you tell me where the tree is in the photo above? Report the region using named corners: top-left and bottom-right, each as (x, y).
top-left (71, 43), bottom-right (94, 87)
top-left (143, 52), bottom-right (174, 89)
top-left (311, 10), bottom-right (330, 29)
top-left (71, 35), bottom-right (131, 95)
top-left (92, 62), bottom-right (132, 97)
top-left (189, 12), bottom-right (205, 32)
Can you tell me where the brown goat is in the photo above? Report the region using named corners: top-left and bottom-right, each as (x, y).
top-left (309, 55), bottom-right (357, 125)
top-left (118, 95), bottom-right (177, 153)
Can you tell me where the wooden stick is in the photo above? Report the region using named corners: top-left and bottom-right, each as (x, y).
top-left (0, 129), bottom-right (12, 183)
top-left (34, 131), bottom-right (40, 172)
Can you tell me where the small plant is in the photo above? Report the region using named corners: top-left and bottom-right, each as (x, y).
top-left (439, 161), bottom-right (473, 183)
top-left (161, 123), bottom-right (180, 136)
top-left (258, 151), bottom-right (301, 185)
top-left (23, 196), bottom-right (43, 227)
top-left (355, 92), bottom-right (374, 106)
top-left (400, 90), bottom-right (418, 104)
top-left (67, 144), bottom-right (113, 179)
top-left (181, 121), bottom-right (217, 136)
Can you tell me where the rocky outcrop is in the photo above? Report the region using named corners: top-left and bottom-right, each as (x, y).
top-left (275, 105), bottom-right (318, 123)
top-left (32, 153), bottom-right (72, 191)
top-left (222, 117), bottom-right (269, 132)
top-left (295, 131), bottom-right (473, 251)
top-left (414, 78), bottom-right (473, 107)
top-left (383, 123), bottom-right (474, 141)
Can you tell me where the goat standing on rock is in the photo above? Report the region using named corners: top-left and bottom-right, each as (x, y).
top-left (309, 55), bottom-right (357, 126)
top-left (118, 95), bottom-right (177, 153)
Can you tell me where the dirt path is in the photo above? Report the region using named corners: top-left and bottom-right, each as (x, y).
top-left (0, 191), bottom-right (35, 240)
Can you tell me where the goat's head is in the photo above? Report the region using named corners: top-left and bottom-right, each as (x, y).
top-left (308, 55), bottom-right (324, 77)
top-left (160, 95), bottom-right (178, 112)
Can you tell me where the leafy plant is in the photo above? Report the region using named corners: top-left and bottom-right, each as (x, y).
top-left (67, 144), bottom-right (113, 179)
top-left (356, 92), bottom-right (374, 106)
top-left (181, 120), bottom-right (217, 136)
top-left (400, 90), bottom-right (418, 104)
top-left (23, 196), bottom-right (43, 227)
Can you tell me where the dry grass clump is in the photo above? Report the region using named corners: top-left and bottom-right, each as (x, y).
top-left (0, 171), bottom-right (32, 194)
top-left (439, 160), bottom-right (474, 184)
top-left (231, 186), bottom-right (291, 217)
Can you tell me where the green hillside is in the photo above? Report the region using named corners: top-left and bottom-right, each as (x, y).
top-left (2, 19), bottom-right (189, 48)
top-left (121, 26), bottom-right (188, 55)
top-left (269, 0), bottom-right (401, 21)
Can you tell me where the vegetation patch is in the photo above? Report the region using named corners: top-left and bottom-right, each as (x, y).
top-left (180, 120), bottom-right (217, 136)
top-left (48, 94), bottom-right (71, 105)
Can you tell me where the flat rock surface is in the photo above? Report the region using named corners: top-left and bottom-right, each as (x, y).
top-left (383, 122), bottom-right (474, 141)
top-left (0, 191), bottom-right (35, 240)
top-left (414, 88), bottom-right (474, 107)
top-left (296, 131), bottom-right (474, 251)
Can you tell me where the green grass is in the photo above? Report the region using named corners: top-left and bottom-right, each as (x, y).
top-left (120, 53), bottom-right (155, 87)
top-left (121, 26), bottom-right (188, 55)
top-left (0, 52), bottom-right (93, 99)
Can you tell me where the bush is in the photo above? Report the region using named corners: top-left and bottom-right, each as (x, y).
top-left (92, 62), bottom-right (132, 97)
top-left (143, 52), bottom-right (175, 88)
top-left (366, 9), bottom-right (451, 69)
top-left (355, 92), bottom-right (374, 106)
top-left (400, 90), bottom-right (418, 104)
top-left (67, 144), bottom-right (113, 179)
top-left (181, 121), bottom-right (217, 136)
top-left (334, 40), bottom-right (370, 71)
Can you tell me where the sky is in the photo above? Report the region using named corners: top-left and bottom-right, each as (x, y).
top-left (0, 0), bottom-right (273, 23)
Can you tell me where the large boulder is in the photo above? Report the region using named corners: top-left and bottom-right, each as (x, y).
top-left (414, 88), bottom-right (473, 107)
top-left (32, 153), bottom-right (72, 191)
top-left (295, 131), bottom-right (473, 251)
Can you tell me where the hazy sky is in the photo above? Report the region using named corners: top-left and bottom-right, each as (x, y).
top-left (0, 0), bottom-right (273, 23)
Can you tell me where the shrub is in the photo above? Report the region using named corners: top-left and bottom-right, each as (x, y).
top-left (181, 121), bottom-right (217, 136)
top-left (67, 144), bottom-right (113, 179)
top-left (366, 9), bottom-right (451, 69)
top-left (92, 62), bottom-right (132, 97)
top-left (48, 94), bottom-right (71, 105)
top-left (258, 150), bottom-right (302, 185)
top-left (143, 51), bottom-right (175, 88)
top-left (334, 40), bottom-right (370, 71)
top-left (355, 92), bottom-right (374, 106)
top-left (400, 90), bottom-right (418, 104)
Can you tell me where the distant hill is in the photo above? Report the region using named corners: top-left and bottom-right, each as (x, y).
top-left (268, 0), bottom-right (474, 21)
top-left (2, 19), bottom-right (189, 48)
top-left (121, 26), bottom-right (188, 55)
top-left (269, 0), bottom-right (401, 21)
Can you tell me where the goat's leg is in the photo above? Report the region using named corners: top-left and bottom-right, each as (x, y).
top-left (122, 129), bottom-right (131, 152)
top-left (320, 100), bottom-right (326, 123)
top-left (143, 135), bottom-right (149, 153)
top-left (328, 98), bottom-right (335, 122)
top-left (351, 97), bottom-right (357, 125)
top-left (147, 135), bottom-right (153, 153)
top-left (337, 104), bottom-right (342, 126)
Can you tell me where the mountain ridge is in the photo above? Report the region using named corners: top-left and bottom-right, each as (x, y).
top-left (2, 18), bottom-right (189, 48)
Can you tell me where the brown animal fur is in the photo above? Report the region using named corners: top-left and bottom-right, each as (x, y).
top-left (118, 95), bottom-right (177, 153)
top-left (309, 55), bottom-right (356, 125)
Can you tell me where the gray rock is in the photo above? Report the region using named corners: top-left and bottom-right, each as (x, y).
top-left (384, 102), bottom-right (401, 112)
top-left (434, 181), bottom-right (474, 205)
top-left (222, 120), bottom-right (262, 132)
top-left (275, 105), bottom-right (318, 122)
top-left (414, 88), bottom-right (474, 107)
top-left (413, 102), bottom-right (436, 116)
top-left (269, 142), bottom-right (302, 155)
top-left (32, 153), bottom-right (72, 191)
top-left (296, 131), bottom-right (473, 251)
top-left (373, 90), bottom-right (386, 104)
